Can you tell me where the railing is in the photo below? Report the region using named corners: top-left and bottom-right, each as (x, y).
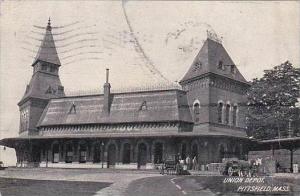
top-left (65, 83), bottom-right (182, 96)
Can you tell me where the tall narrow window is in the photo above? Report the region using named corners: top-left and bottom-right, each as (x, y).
top-left (225, 104), bottom-right (230, 124)
top-left (218, 61), bottom-right (223, 70)
top-left (193, 102), bottom-right (200, 123)
top-left (230, 65), bottom-right (235, 74)
top-left (232, 105), bottom-right (238, 126)
top-left (52, 143), bottom-right (59, 163)
top-left (218, 102), bottom-right (223, 123)
top-left (79, 142), bottom-right (87, 163)
top-left (65, 143), bottom-right (73, 163)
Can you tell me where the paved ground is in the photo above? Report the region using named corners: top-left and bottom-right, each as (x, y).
top-left (0, 168), bottom-right (160, 196)
top-left (0, 168), bottom-right (300, 196)
top-left (0, 178), bottom-right (111, 196)
top-left (125, 175), bottom-right (300, 196)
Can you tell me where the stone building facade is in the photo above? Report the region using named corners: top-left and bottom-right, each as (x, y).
top-left (1, 20), bottom-right (251, 169)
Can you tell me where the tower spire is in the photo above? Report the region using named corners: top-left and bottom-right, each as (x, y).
top-left (47, 17), bottom-right (52, 31)
top-left (32, 18), bottom-right (60, 66)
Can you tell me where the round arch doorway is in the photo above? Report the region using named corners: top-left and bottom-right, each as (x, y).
top-left (107, 144), bottom-right (117, 168)
top-left (137, 143), bottom-right (147, 169)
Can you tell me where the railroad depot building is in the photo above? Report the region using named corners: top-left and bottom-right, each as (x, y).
top-left (1, 21), bottom-right (251, 169)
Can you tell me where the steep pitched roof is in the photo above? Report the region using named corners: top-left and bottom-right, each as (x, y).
top-left (180, 38), bottom-right (247, 83)
top-left (18, 73), bottom-right (65, 105)
top-left (37, 89), bottom-right (193, 126)
top-left (32, 20), bottom-right (61, 66)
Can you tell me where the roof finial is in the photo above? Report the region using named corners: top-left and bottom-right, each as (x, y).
top-left (47, 17), bottom-right (52, 31)
top-left (206, 29), bottom-right (222, 44)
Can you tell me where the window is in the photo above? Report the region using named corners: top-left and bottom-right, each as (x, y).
top-left (139, 101), bottom-right (147, 111)
top-left (50, 66), bottom-right (56, 73)
top-left (230, 65), bottom-right (235, 74)
top-left (194, 61), bottom-right (202, 71)
top-left (232, 105), bottom-right (238, 126)
top-left (65, 143), bottom-right (73, 163)
top-left (45, 86), bottom-right (55, 94)
top-left (218, 61), bottom-right (223, 70)
top-left (52, 143), bottom-right (59, 163)
top-left (218, 102), bottom-right (223, 123)
top-left (41, 64), bottom-right (48, 71)
top-left (20, 109), bottom-right (29, 132)
top-left (193, 102), bottom-right (200, 123)
top-left (79, 143), bottom-right (87, 163)
top-left (225, 104), bottom-right (230, 124)
top-left (69, 102), bottom-right (76, 114)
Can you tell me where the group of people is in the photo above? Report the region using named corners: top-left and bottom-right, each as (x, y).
top-left (177, 155), bottom-right (199, 171)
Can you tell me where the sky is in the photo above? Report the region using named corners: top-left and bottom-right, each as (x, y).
top-left (0, 0), bottom-right (299, 144)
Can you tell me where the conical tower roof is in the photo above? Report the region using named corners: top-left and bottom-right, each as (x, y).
top-left (32, 18), bottom-right (61, 66)
top-left (180, 38), bottom-right (247, 84)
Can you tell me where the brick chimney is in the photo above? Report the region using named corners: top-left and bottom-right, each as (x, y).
top-left (103, 68), bottom-right (111, 115)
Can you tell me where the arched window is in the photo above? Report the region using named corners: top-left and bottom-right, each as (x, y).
top-left (225, 104), bottom-right (230, 124)
top-left (122, 143), bottom-right (131, 164)
top-left (218, 61), bottom-right (223, 70)
top-left (52, 143), bottom-right (59, 163)
top-left (232, 105), bottom-right (238, 126)
top-left (65, 142), bottom-right (73, 163)
top-left (93, 143), bottom-right (101, 163)
top-left (193, 102), bottom-right (200, 123)
top-left (79, 142), bottom-right (87, 163)
top-left (218, 102), bottom-right (223, 123)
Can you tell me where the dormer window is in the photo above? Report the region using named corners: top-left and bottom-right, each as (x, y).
top-left (230, 65), bottom-right (236, 74)
top-left (194, 61), bottom-right (202, 71)
top-left (139, 101), bottom-right (147, 111)
top-left (45, 86), bottom-right (56, 94)
top-left (69, 102), bottom-right (76, 114)
top-left (218, 61), bottom-right (223, 70)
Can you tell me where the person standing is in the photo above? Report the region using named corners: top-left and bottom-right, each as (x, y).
top-left (186, 155), bottom-right (191, 170)
top-left (192, 156), bottom-right (198, 170)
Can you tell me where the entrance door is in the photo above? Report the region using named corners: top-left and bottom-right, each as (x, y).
top-left (93, 144), bottom-right (101, 163)
top-left (154, 143), bottom-right (163, 164)
top-left (122, 143), bottom-right (131, 164)
top-left (181, 143), bottom-right (187, 160)
top-left (107, 144), bottom-right (116, 168)
top-left (32, 145), bottom-right (40, 167)
top-left (137, 143), bottom-right (147, 169)
top-left (192, 144), bottom-right (198, 160)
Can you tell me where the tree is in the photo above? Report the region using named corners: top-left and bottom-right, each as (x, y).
top-left (246, 61), bottom-right (300, 139)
